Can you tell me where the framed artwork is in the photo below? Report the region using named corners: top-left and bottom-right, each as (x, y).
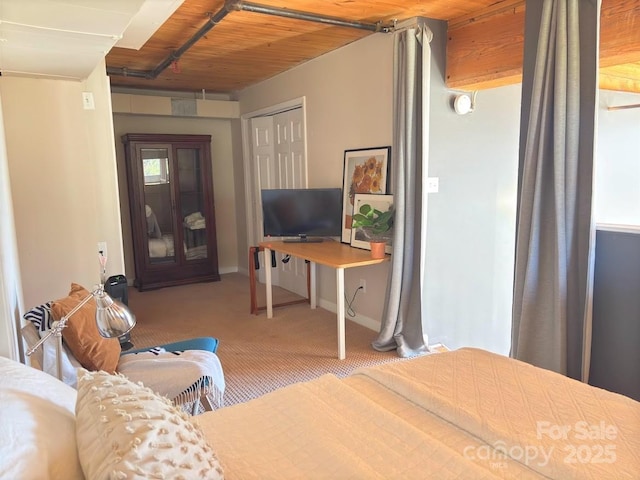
top-left (341, 146), bottom-right (391, 243)
top-left (350, 194), bottom-right (394, 254)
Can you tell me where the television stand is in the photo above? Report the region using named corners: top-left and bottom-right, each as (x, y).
top-left (283, 235), bottom-right (324, 243)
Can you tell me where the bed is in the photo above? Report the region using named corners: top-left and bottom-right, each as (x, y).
top-left (1, 348), bottom-right (638, 479)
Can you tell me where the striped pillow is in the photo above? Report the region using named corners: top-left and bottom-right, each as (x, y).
top-left (23, 301), bottom-right (81, 386)
top-left (23, 302), bottom-right (54, 335)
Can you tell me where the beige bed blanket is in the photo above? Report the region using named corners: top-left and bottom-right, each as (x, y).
top-left (196, 348), bottom-right (639, 479)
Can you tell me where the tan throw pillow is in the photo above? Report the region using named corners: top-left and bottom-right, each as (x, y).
top-left (75, 369), bottom-right (224, 480)
top-left (52, 283), bottom-right (121, 373)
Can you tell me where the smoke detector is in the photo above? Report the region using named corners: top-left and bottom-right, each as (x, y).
top-left (453, 91), bottom-right (477, 115)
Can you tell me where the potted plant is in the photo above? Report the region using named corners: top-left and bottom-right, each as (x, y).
top-left (351, 203), bottom-right (394, 258)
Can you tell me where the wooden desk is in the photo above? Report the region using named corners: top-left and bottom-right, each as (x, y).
top-left (259, 239), bottom-right (388, 359)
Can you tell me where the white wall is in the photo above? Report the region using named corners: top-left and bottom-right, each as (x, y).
top-left (422, 20), bottom-right (520, 355)
top-left (595, 90), bottom-right (640, 225)
top-left (0, 94), bottom-right (23, 360)
top-left (0, 61), bottom-right (125, 310)
top-left (231, 118), bottom-right (248, 273)
top-left (426, 81), bottom-right (520, 354)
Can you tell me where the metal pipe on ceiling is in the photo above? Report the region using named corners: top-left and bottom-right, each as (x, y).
top-left (107, 0), bottom-right (393, 81)
top-left (106, 2), bottom-right (234, 80)
top-left (149, 4), bottom-right (233, 78)
top-left (234, 1), bottom-right (390, 33)
top-left (105, 67), bottom-right (150, 80)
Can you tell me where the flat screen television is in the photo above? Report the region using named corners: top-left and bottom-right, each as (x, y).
top-left (261, 188), bottom-right (342, 242)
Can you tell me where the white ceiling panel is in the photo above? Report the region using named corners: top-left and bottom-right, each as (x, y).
top-left (0, 22), bottom-right (117, 78)
top-left (0, 47), bottom-right (108, 80)
top-left (0, 0), bottom-right (148, 79)
top-left (0, 0), bottom-right (145, 36)
top-left (116, 0), bottom-right (185, 50)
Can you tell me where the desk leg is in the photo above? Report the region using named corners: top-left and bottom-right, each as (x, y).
top-left (310, 261), bottom-right (317, 309)
top-left (336, 267), bottom-right (345, 360)
top-left (264, 248), bottom-right (273, 318)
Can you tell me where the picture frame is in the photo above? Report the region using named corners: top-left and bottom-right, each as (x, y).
top-left (341, 146), bottom-right (391, 243)
top-left (350, 193), bottom-right (394, 254)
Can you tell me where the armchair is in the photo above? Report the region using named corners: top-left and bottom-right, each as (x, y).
top-left (22, 289), bottom-right (224, 414)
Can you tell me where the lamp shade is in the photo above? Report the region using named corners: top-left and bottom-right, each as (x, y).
top-left (94, 290), bottom-right (136, 338)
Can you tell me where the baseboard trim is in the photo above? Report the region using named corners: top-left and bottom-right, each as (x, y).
top-left (220, 266), bottom-right (240, 275)
top-left (226, 271), bottom-right (381, 332)
top-left (124, 267), bottom-right (240, 287)
top-left (318, 298), bottom-right (381, 332)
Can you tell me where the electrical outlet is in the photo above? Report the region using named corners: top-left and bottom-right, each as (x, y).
top-left (359, 278), bottom-right (367, 294)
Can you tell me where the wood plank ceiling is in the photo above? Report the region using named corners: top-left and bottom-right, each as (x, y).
top-left (106, 0), bottom-right (640, 95)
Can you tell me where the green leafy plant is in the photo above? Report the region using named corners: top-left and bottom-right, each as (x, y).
top-left (352, 204), bottom-right (394, 242)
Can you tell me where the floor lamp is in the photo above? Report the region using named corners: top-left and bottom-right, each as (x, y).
top-left (26, 284), bottom-right (136, 380)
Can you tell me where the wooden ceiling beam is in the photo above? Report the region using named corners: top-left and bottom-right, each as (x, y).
top-left (600, 0), bottom-right (640, 68)
top-left (446, 0), bottom-right (640, 93)
top-left (446, 1), bottom-right (525, 91)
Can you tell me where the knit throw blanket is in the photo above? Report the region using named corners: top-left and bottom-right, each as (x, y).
top-left (117, 349), bottom-right (225, 411)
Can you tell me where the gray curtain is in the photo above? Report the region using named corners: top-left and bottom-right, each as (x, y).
top-left (511, 0), bottom-right (600, 381)
top-left (373, 20), bottom-right (431, 357)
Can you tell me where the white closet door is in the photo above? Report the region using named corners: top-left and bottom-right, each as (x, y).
top-left (250, 115), bottom-right (280, 286)
top-left (250, 107), bottom-right (307, 296)
top-left (272, 108), bottom-right (307, 296)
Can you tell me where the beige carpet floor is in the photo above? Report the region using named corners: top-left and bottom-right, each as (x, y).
top-left (127, 273), bottom-right (404, 407)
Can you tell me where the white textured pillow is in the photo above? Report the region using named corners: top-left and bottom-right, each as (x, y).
top-left (75, 369), bottom-right (224, 480)
top-left (0, 357), bottom-right (84, 480)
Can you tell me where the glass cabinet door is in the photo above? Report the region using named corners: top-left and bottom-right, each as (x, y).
top-left (177, 147), bottom-right (209, 261)
top-left (140, 147), bottom-right (176, 264)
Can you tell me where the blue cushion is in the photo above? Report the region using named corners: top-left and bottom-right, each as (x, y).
top-left (121, 337), bottom-right (219, 356)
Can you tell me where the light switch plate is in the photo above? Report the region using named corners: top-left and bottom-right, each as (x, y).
top-left (82, 92), bottom-right (95, 110)
top-left (427, 177), bottom-right (439, 193)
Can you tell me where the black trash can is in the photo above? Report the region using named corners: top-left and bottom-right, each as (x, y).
top-left (105, 274), bottom-right (128, 305)
top-left (104, 274), bottom-right (133, 350)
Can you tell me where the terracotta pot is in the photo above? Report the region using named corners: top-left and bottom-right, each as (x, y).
top-left (370, 241), bottom-right (386, 259)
